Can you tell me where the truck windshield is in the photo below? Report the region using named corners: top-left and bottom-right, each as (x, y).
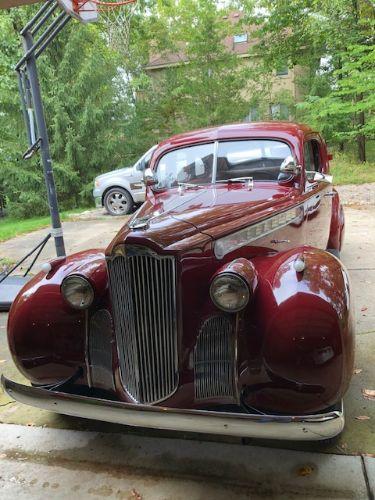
top-left (155, 140), bottom-right (291, 189)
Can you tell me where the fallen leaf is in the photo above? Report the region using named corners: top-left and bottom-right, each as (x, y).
top-left (355, 415), bottom-right (370, 420)
top-left (362, 389), bottom-right (375, 401)
top-left (26, 422), bottom-right (35, 427)
top-left (361, 307), bottom-right (368, 312)
top-left (0, 360), bottom-right (6, 364)
top-left (354, 368), bottom-right (362, 375)
top-left (130, 489), bottom-right (142, 500)
top-left (296, 465), bottom-right (314, 477)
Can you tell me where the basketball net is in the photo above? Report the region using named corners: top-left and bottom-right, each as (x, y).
top-left (72, 0), bottom-right (137, 55)
top-left (98, 0), bottom-right (137, 55)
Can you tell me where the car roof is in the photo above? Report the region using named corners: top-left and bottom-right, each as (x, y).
top-left (152, 121), bottom-right (317, 165)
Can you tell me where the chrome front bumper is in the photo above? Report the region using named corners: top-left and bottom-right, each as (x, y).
top-left (1, 376), bottom-right (344, 441)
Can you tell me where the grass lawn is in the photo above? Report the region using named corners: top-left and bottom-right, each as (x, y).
top-left (0, 208), bottom-right (88, 243)
top-left (330, 151), bottom-right (375, 185)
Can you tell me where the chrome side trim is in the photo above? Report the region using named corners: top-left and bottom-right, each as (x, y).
top-left (214, 205), bottom-right (304, 259)
top-left (2, 376), bottom-right (344, 441)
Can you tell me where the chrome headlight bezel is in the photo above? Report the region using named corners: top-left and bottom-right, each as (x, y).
top-left (210, 272), bottom-right (250, 313)
top-left (61, 275), bottom-right (94, 310)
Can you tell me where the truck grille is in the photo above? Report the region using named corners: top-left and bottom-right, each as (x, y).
top-left (194, 316), bottom-right (237, 401)
top-left (107, 248), bottom-right (178, 404)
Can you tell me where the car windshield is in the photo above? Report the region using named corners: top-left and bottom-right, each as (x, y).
top-left (155, 143), bottom-right (214, 189)
top-left (154, 140), bottom-right (292, 189)
top-left (216, 140), bottom-right (292, 182)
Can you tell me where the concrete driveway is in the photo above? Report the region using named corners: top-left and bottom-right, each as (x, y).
top-left (0, 206), bottom-right (374, 459)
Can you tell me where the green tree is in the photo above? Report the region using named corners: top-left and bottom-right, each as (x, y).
top-left (240, 0), bottom-right (375, 161)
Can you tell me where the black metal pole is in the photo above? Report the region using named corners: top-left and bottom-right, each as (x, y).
top-left (21, 31), bottom-right (66, 257)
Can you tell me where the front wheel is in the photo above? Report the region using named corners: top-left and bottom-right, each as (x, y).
top-left (103, 188), bottom-right (133, 216)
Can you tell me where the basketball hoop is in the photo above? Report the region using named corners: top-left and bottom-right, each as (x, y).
top-left (58, 0), bottom-right (137, 55)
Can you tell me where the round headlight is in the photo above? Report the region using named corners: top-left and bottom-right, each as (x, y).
top-left (210, 273), bottom-right (249, 312)
top-left (61, 275), bottom-right (94, 310)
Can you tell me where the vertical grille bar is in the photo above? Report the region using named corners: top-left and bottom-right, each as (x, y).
top-left (107, 248), bottom-right (178, 404)
top-left (194, 316), bottom-right (237, 401)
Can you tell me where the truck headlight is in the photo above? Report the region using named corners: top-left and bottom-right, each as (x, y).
top-left (61, 275), bottom-right (94, 310)
top-left (210, 273), bottom-right (249, 312)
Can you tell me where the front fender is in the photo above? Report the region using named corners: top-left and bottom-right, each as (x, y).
top-left (7, 249), bottom-right (108, 385)
top-left (241, 247), bottom-right (355, 414)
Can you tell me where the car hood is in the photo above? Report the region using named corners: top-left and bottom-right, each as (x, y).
top-left (106, 183), bottom-right (298, 253)
top-left (95, 166), bottom-right (133, 181)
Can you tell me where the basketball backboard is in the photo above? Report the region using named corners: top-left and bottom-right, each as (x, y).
top-left (57, 0), bottom-right (98, 23)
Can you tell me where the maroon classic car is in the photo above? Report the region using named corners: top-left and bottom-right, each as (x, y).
top-left (2, 122), bottom-right (354, 441)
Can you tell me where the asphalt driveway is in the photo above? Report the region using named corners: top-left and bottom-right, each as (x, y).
top-left (0, 206), bottom-right (374, 457)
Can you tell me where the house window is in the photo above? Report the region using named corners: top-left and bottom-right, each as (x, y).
top-left (234, 33), bottom-right (248, 43)
top-left (276, 66), bottom-right (288, 76)
top-left (244, 105), bottom-right (259, 122)
top-left (270, 103), bottom-right (289, 120)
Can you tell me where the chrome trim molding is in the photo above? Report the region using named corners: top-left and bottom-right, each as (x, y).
top-left (214, 205), bottom-right (304, 259)
top-left (2, 376), bottom-right (344, 441)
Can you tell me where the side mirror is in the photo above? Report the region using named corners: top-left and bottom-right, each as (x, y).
top-left (314, 171), bottom-right (333, 184)
top-left (144, 167), bottom-right (157, 187)
top-left (327, 153), bottom-right (333, 161)
top-left (280, 156), bottom-right (301, 176)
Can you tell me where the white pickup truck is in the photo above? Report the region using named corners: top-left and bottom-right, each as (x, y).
top-left (93, 145), bottom-right (156, 215)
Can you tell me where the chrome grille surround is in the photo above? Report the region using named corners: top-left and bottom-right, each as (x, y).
top-left (194, 315), bottom-right (237, 402)
top-left (107, 246), bottom-right (178, 404)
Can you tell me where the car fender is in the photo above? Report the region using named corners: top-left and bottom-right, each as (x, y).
top-left (243, 246), bottom-right (355, 413)
top-left (101, 170), bottom-right (144, 200)
top-left (7, 249), bottom-right (108, 386)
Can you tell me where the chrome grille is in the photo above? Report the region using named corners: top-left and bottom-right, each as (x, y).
top-left (194, 316), bottom-right (237, 401)
top-left (107, 248), bottom-right (178, 404)
top-left (88, 309), bottom-right (115, 391)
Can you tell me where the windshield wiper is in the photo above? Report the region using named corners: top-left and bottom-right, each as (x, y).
top-left (216, 177), bottom-right (254, 190)
top-left (178, 182), bottom-right (204, 192)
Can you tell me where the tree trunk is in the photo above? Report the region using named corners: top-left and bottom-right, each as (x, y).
top-left (356, 93), bottom-right (366, 162)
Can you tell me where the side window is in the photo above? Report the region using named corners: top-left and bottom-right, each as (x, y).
top-left (304, 140), bottom-right (322, 172)
top-left (311, 140), bottom-right (322, 172)
top-left (304, 142), bottom-right (313, 171)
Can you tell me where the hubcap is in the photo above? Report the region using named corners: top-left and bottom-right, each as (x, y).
top-left (108, 192), bottom-right (128, 214)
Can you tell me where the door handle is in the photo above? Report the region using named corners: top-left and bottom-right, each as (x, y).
top-left (324, 192), bottom-right (335, 197)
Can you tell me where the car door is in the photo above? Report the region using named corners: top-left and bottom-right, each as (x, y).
top-left (303, 136), bottom-right (333, 249)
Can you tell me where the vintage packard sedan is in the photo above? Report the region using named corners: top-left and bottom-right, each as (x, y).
top-left (2, 122), bottom-right (354, 441)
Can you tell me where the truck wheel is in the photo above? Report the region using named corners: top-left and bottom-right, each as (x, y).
top-left (104, 188), bottom-right (133, 216)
